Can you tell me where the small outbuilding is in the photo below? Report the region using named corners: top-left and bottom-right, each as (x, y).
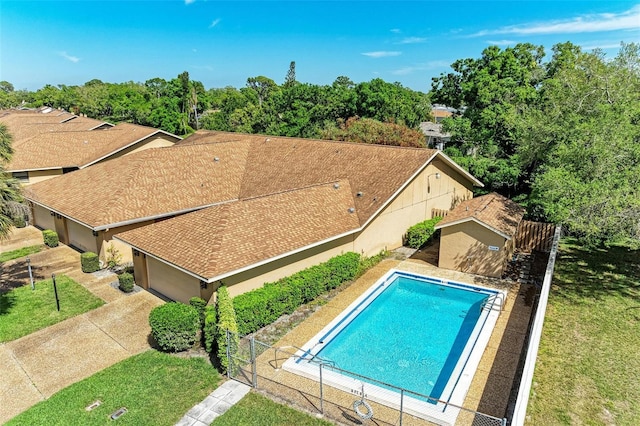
top-left (435, 193), bottom-right (525, 278)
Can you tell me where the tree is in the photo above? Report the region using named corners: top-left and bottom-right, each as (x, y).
top-left (0, 124), bottom-right (29, 239)
top-left (524, 43), bottom-right (640, 245)
top-left (431, 43), bottom-right (545, 194)
top-left (322, 117), bottom-right (426, 148)
top-left (246, 76), bottom-right (278, 107)
top-left (283, 61), bottom-right (297, 87)
top-left (0, 81), bottom-right (14, 93)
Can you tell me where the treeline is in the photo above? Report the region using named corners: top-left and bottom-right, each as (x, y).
top-left (430, 42), bottom-right (640, 246)
top-left (0, 70), bottom-right (429, 146)
top-left (2, 42), bottom-right (639, 246)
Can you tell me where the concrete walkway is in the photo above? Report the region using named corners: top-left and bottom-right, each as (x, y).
top-left (175, 380), bottom-right (251, 426)
top-left (0, 227), bottom-right (164, 423)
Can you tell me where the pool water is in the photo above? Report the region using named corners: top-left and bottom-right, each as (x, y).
top-left (314, 275), bottom-right (488, 399)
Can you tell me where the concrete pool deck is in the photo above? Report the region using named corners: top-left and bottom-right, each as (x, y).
top-left (247, 257), bottom-right (534, 424)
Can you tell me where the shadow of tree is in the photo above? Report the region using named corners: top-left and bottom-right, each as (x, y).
top-left (552, 239), bottom-right (640, 303)
top-left (0, 259), bottom-right (49, 293)
top-left (0, 290), bottom-right (16, 316)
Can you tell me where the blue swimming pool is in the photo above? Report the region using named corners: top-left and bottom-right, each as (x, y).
top-left (285, 269), bottom-right (504, 423)
top-left (313, 274), bottom-right (488, 399)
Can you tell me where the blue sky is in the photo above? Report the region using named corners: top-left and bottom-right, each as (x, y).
top-left (1, 1), bottom-right (638, 92)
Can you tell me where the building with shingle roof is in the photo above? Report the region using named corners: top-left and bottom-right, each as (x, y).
top-left (5, 121), bottom-right (181, 184)
top-left (434, 192), bottom-right (526, 277)
top-left (27, 130), bottom-right (483, 302)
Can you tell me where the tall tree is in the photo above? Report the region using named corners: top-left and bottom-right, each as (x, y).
top-left (283, 61), bottom-right (297, 87)
top-left (0, 124), bottom-right (28, 239)
top-left (523, 43), bottom-right (640, 245)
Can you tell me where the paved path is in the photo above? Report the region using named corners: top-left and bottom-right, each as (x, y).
top-left (175, 380), bottom-right (251, 426)
top-left (0, 227), bottom-right (164, 423)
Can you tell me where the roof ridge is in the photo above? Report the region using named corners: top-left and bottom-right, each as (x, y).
top-left (239, 179), bottom-right (350, 202)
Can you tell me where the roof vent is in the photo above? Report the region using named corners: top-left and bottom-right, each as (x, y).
top-left (356, 191), bottom-right (363, 197)
top-left (466, 206), bottom-right (469, 211)
top-left (265, 138), bottom-right (270, 142)
top-left (333, 183), bottom-right (340, 189)
top-left (213, 157), bottom-right (220, 162)
top-left (83, 140), bottom-right (88, 144)
top-left (348, 207), bottom-right (355, 213)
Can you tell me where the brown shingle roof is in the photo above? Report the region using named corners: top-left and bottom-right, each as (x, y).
top-left (116, 181), bottom-right (360, 280)
top-left (0, 112), bottom-right (111, 145)
top-left (8, 123), bottom-right (179, 171)
top-left (435, 192), bottom-right (525, 239)
top-left (26, 141), bottom-right (251, 228)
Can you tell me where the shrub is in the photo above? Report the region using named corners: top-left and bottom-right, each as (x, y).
top-left (149, 302), bottom-right (199, 352)
top-left (405, 216), bottom-right (443, 249)
top-left (203, 304), bottom-right (217, 353)
top-left (80, 252), bottom-right (100, 273)
top-left (233, 252), bottom-right (361, 335)
top-left (13, 215), bottom-right (26, 228)
top-left (42, 229), bottom-right (59, 248)
top-left (105, 243), bottom-right (123, 269)
top-left (216, 286), bottom-right (238, 373)
top-left (189, 296), bottom-right (207, 327)
top-left (357, 249), bottom-right (389, 276)
top-left (118, 272), bottom-right (135, 293)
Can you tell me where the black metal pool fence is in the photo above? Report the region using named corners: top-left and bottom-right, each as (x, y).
top-left (224, 330), bottom-right (506, 426)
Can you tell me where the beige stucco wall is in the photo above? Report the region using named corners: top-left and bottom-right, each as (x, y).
top-left (67, 219), bottom-right (98, 253)
top-left (353, 160), bottom-right (474, 256)
top-left (438, 221), bottom-right (507, 278)
top-left (147, 256), bottom-right (201, 303)
top-left (25, 169), bottom-right (63, 185)
top-left (220, 235), bottom-right (355, 299)
top-left (99, 221), bottom-right (154, 264)
top-left (32, 204), bottom-right (55, 231)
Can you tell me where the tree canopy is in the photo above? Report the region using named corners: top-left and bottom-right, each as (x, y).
top-left (0, 124), bottom-right (29, 239)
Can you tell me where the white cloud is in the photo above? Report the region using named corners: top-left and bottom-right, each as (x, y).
top-left (392, 60), bottom-right (450, 75)
top-left (473, 5), bottom-right (640, 36)
top-left (486, 40), bottom-right (517, 46)
top-left (580, 41), bottom-right (625, 50)
top-left (398, 37), bottom-right (427, 44)
top-left (390, 28), bottom-right (401, 34)
top-left (362, 51), bottom-right (402, 58)
top-left (59, 51), bottom-right (79, 63)
top-left (185, 0), bottom-right (196, 5)
top-left (209, 18), bottom-right (221, 28)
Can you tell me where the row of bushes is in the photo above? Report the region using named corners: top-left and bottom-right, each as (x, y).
top-left (405, 216), bottom-right (443, 249)
top-left (232, 252), bottom-right (361, 335)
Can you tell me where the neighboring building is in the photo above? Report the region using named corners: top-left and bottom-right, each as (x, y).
top-left (435, 193), bottom-right (525, 278)
top-left (110, 131), bottom-right (483, 303)
top-left (6, 122), bottom-right (181, 184)
top-left (419, 122), bottom-right (450, 150)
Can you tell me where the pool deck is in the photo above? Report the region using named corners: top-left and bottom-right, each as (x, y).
top-left (250, 257), bottom-right (534, 425)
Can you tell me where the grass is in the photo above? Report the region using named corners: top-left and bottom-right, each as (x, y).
top-left (7, 350), bottom-right (220, 426)
top-left (0, 275), bottom-right (104, 342)
top-left (213, 392), bottom-right (333, 426)
top-left (0, 244), bottom-right (43, 262)
top-left (527, 238), bottom-right (640, 425)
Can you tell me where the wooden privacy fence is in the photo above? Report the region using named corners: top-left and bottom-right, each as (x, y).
top-left (515, 220), bottom-right (555, 253)
top-left (431, 208), bottom-right (449, 219)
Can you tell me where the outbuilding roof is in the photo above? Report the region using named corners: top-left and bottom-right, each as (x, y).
top-left (434, 192), bottom-right (525, 239)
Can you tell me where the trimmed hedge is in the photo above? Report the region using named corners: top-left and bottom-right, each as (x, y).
top-left (80, 252), bottom-right (100, 273)
top-left (118, 272), bottom-right (135, 293)
top-left (189, 297), bottom-right (207, 327)
top-left (149, 302), bottom-right (199, 352)
top-left (42, 229), bottom-right (59, 248)
top-left (203, 304), bottom-right (217, 353)
top-left (14, 216), bottom-right (26, 228)
top-left (232, 252), bottom-right (361, 335)
top-left (216, 286), bottom-right (238, 373)
top-left (405, 216), bottom-right (443, 249)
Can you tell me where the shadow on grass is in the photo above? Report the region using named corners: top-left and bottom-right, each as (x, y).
top-left (0, 260), bottom-right (49, 293)
top-left (0, 291), bottom-right (16, 316)
top-left (552, 239), bottom-right (640, 303)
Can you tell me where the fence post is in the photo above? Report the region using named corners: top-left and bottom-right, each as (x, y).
top-left (319, 363), bottom-right (324, 414)
top-left (250, 336), bottom-right (257, 388)
top-left (399, 389), bottom-right (404, 426)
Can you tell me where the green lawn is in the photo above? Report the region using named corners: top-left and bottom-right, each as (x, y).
top-left (0, 275), bottom-right (104, 342)
top-left (7, 350), bottom-right (220, 426)
top-left (527, 239), bottom-right (640, 425)
top-left (213, 392), bottom-right (333, 426)
top-left (0, 244), bottom-right (43, 262)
